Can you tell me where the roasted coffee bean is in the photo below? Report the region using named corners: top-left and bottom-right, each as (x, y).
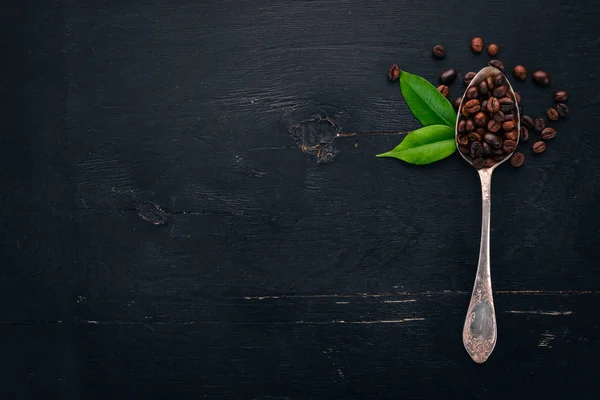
top-left (494, 73), bottom-right (505, 86)
top-left (513, 65), bottom-right (527, 80)
top-left (464, 72), bottom-right (477, 86)
top-left (505, 130), bottom-right (518, 141)
top-left (491, 147), bottom-right (504, 156)
top-left (471, 142), bottom-right (483, 158)
top-left (489, 59), bottom-right (505, 71)
top-left (465, 119), bottom-right (475, 132)
top-left (503, 113), bottom-right (515, 121)
top-left (520, 126), bottom-right (529, 142)
top-left (480, 99), bottom-right (488, 111)
top-left (485, 158), bottom-right (496, 168)
top-left (453, 97), bottom-right (462, 111)
top-left (486, 76), bottom-right (495, 92)
top-left (484, 133), bottom-right (501, 148)
top-left (462, 99), bottom-right (481, 115)
top-left (541, 127), bottom-right (556, 140)
top-left (502, 120), bottom-right (516, 131)
top-left (547, 107), bottom-right (559, 121)
top-left (521, 115), bottom-right (534, 129)
top-left (473, 157), bottom-right (486, 169)
top-left (487, 119), bottom-right (501, 132)
top-left (387, 64), bottom-right (400, 81)
top-left (468, 132), bottom-right (482, 142)
top-left (433, 45), bottom-right (445, 59)
top-left (532, 70), bottom-right (550, 86)
top-left (440, 69), bottom-right (457, 84)
top-left (511, 152), bottom-right (525, 167)
top-left (458, 145), bottom-right (470, 154)
top-left (514, 92), bottom-right (521, 104)
top-left (494, 154), bottom-right (505, 161)
top-left (476, 127), bottom-right (486, 135)
top-left (457, 134), bottom-right (469, 146)
top-left (556, 103), bottom-right (569, 117)
top-left (487, 97), bottom-right (500, 113)
top-left (483, 142), bottom-right (492, 156)
top-left (502, 139), bottom-right (517, 153)
top-left (492, 85), bottom-right (507, 98)
top-left (476, 81), bottom-right (487, 96)
top-left (466, 86), bottom-right (479, 99)
top-left (493, 110), bottom-right (505, 122)
top-left (554, 90), bottom-right (569, 102)
top-left (487, 44), bottom-right (499, 56)
top-left (471, 37), bottom-right (484, 53)
top-left (534, 118), bottom-right (545, 132)
top-left (533, 141), bottom-right (547, 153)
top-left (474, 111), bottom-right (489, 127)
top-left (498, 97), bottom-right (514, 112)
top-left (437, 84), bottom-right (449, 97)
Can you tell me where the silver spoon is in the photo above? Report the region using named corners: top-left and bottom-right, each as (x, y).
top-left (455, 66), bottom-right (520, 363)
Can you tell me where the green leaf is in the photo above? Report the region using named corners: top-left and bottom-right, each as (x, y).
top-left (400, 70), bottom-right (457, 128)
top-left (376, 125), bottom-right (456, 165)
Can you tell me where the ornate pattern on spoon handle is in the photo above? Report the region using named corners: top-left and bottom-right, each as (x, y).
top-left (463, 167), bottom-right (497, 363)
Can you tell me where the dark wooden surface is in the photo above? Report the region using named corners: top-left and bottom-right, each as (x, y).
top-left (2, 0), bottom-right (600, 398)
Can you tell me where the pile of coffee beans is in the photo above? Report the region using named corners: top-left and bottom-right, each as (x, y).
top-left (456, 69), bottom-right (519, 169)
top-left (387, 36), bottom-right (571, 169)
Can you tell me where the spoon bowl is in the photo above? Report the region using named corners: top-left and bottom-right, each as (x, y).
top-left (455, 66), bottom-right (520, 363)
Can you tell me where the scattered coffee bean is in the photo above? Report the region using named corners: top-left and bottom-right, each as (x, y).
top-left (487, 44), bottom-right (499, 56)
top-left (473, 158), bottom-right (486, 169)
top-left (489, 60), bottom-right (505, 71)
top-left (547, 107), bottom-right (559, 121)
top-left (532, 70), bottom-right (550, 86)
top-left (534, 118), bottom-right (545, 132)
top-left (433, 45), bottom-right (445, 59)
top-left (533, 141), bottom-right (547, 154)
top-left (387, 64), bottom-right (400, 81)
top-left (554, 90), bottom-right (569, 102)
top-left (513, 65), bottom-right (527, 81)
top-left (556, 103), bottom-right (569, 117)
top-left (437, 84), bottom-right (449, 97)
top-left (440, 69), bottom-right (457, 84)
top-left (520, 126), bottom-right (529, 142)
top-left (511, 152), bottom-right (525, 167)
top-left (464, 72), bottom-right (477, 86)
top-left (453, 97), bottom-right (462, 111)
top-left (471, 37), bottom-right (484, 53)
top-left (541, 127), bottom-right (556, 140)
top-left (521, 115), bottom-right (534, 129)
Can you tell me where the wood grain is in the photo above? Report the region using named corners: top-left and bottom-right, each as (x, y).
top-left (2, 0), bottom-right (600, 398)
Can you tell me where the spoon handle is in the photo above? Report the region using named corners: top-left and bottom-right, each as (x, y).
top-left (463, 167), bottom-right (497, 363)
